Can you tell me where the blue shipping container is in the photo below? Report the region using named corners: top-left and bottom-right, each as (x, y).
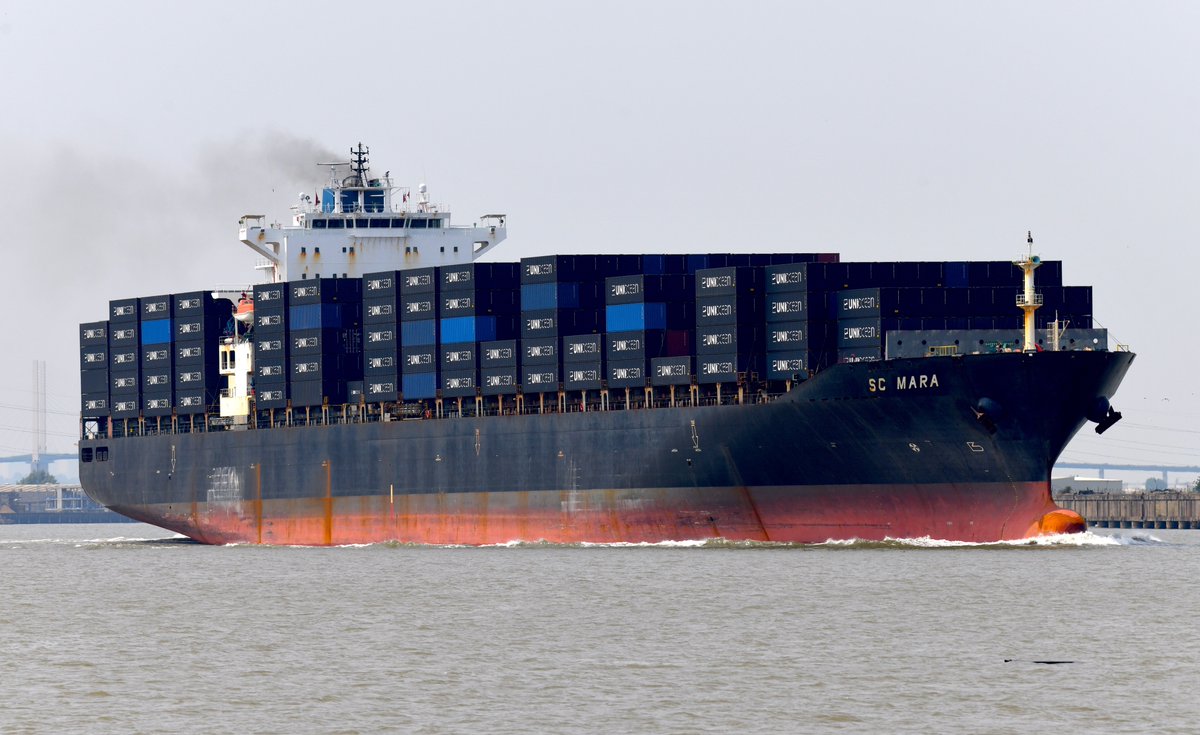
top-left (401, 319), bottom-right (437, 346)
top-left (521, 282), bottom-right (581, 311)
top-left (289, 303), bottom-right (347, 330)
top-left (140, 319), bottom-right (172, 345)
top-left (605, 303), bottom-right (667, 332)
top-left (403, 372), bottom-right (438, 400)
top-left (440, 316), bottom-right (498, 345)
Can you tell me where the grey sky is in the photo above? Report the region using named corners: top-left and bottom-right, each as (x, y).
top-left (0, 1), bottom-right (1196, 482)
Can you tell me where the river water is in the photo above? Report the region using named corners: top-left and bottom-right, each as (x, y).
top-left (1, 524), bottom-right (1196, 734)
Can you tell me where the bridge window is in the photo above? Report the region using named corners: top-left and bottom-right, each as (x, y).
top-left (410, 219), bottom-right (427, 229)
top-left (369, 218), bottom-right (390, 229)
top-left (429, 218), bottom-right (442, 229)
top-left (392, 218), bottom-right (407, 228)
top-left (327, 220), bottom-right (344, 229)
top-left (312, 219), bottom-right (327, 229)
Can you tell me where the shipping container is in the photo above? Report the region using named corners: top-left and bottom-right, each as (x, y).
top-left (562, 334), bottom-right (603, 362)
top-left (290, 328), bottom-right (362, 356)
top-left (362, 271), bottom-right (398, 297)
top-left (363, 351), bottom-right (398, 376)
top-left (400, 345), bottom-right (437, 373)
top-left (108, 347), bottom-right (139, 372)
top-left (480, 340), bottom-right (518, 367)
top-left (765, 351), bottom-right (810, 380)
top-left (838, 317), bottom-right (884, 348)
top-left (441, 370), bottom-right (478, 397)
top-left (142, 392), bottom-right (174, 417)
top-left (109, 370), bottom-right (141, 395)
top-left (522, 337), bottom-right (558, 365)
top-left (650, 356), bottom-right (692, 386)
top-left (696, 324), bottom-right (764, 355)
top-left (440, 288), bottom-right (520, 317)
top-left (441, 315), bottom-right (506, 345)
top-left (439, 262), bottom-right (520, 292)
top-left (605, 330), bottom-right (674, 361)
top-left (140, 294), bottom-right (171, 319)
top-left (108, 323), bottom-right (140, 348)
top-left (398, 268), bottom-right (437, 295)
top-left (695, 266), bottom-right (763, 298)
top-left (110, 396), bottom-right (141, 419)
top-left (81, 393), bottom-right (110, 415)
top-left (400, 293), bottom-right (438, 321)
top-left (80, 345), bottom-right (108, 371)
top-left (695, 353), bottom-right (758, 384)
top-left (605, 302), bottom-right (677, 332)
top-left (563, 362), bottom-right (603, 391)
top-left (252, 283), bottom-right (288, 314)
top-left (289, 302), bottom-right (358, 330)
top-left (140, 347), bottom-right (173, 373)
top-left (80, 321), bottom-right (109, 346)
top-left (80, 369), bottom-right (109, 394)
top-left (173, 291), bottom-right (220, 317)
top-left (440, 344), bottom-right (478, 371)
top-left (252, 384), bottom-right (289, 410)
top-left (400, 319), bottom-right (437, 346)
top-left (765, 322), bottom-right (809, 351)
top-left (521, 365), bottom-right (560, 393)
top-left (835, 288), bottom-right (881, 318)
top-left (253, 337), bottom-right (286, 361)
top-left (363, 373), bottom-right (399, 402)
top-left (109, 297), bottom-right (140, 323)
top-left (290, 277), bottom-right (361, 305)
top-left (695, 294), bottom-right (762, 327)
top-left (363, 324), bottom-right (398, 348)
top-left (290, 379), bottom-right (350, 407)
top-left (607, 359), bottom-right (648, 389)
top-left (403, 372), bottom-right (438, 399)
top-left (481, 366), bottom-right (518, 395)
top-left (604, 274), bottom-right (693, 305)
top-left (140, 319), bottom-right (172, 345)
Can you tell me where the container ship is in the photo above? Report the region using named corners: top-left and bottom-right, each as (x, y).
top-left (77, 144), bottom-right (1133, 545)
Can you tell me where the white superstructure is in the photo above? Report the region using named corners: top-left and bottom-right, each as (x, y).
top-left (238, 143), bottom-right (506, 283)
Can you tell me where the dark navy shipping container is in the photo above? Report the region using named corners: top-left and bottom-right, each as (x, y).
top-left (364, 351), bottom-right (398, 376)
top-left (252, 284), bottom-right (288, 314)
top-left (440, 262), bottom-right (520, 292)
top-left (522, 337), bottom-right (558, 365)
top-left (364, 296), bottom-right (398, 323)
top-left (290, 278), bottom-right (361, 305)
top-left (80, 321), bottom-right (108, 346)
top-left (399, 267), bottom-right (438, 294)
top-left (838, 317), bottom-right (884, 348)
top-left (696, 325), bottom-right (764, 355)
top-left (108, 346), bottom-right (139, 372)
top-left (363, 271), bottom-right (398, 298)
top-left (522, 364), bottom-right (560, 393)
top-left (81, 345), bottom-right (109, 370)
top-left (562, 334), bottom-right (603, 362)
top-left (364, 324), bottom-right (398, 349)
top-left (481, 366), bottom-right (518, 395)
top-left (838, 346), bottom-right (883, 363)
top-left (650, 356), bottom-right (692, 386)
top-left (140, 345), bottom-right (172, 370)
top-left (364, 373), bottom-right (399, 402)
top-left (480, 340), bottom-right (518, 367)
top-left (605, 274), bottom-right (692, 305)
top-left (765, 351), bottom-right (810, 380)
top-left (563, 362), bottom-right (603, 391)
top-left (766, 322), bottom-right (809, 351)
top-left (696, 353), bottom-right (758, 384)
top-left (109, 298), bottom-right (140, 323)
top-left (607, 359), bottom-right (648, 389)
top-left (441, 370), bottom-right (478, 398)
top-left (440, 344), bottom-right (478, 371)
top-left (109, 323), bottom-right (140, 348)
top-left (401, 345), bottom-right (437, 373)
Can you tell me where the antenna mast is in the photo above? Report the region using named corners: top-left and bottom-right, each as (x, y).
top-left (1013, 231), bottom-right (1044, 353)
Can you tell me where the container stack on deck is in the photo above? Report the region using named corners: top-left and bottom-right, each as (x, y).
top-left (399, 268), bottom-right (438, 401)
top-left (362, 271), bottom-right (400, 402)
top-left (107, 298), bottom-right (140, 419)
top-left (173, 292), bottom-right (230, 414)
top-left (79, 322), bottom-right (109, 417)
top-left (438, 263), bottom-right (520, 400)
top-left (252, 282), bottom-right (290, 409)
top-left (288, 279), bottom-right (362, 407)
top-left (81, 252), bottom-right (1111, 431)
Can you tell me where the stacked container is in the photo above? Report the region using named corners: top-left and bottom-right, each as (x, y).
top-left (694, 267), bottom-right (766, 384)
top-left (480, 339), bottom-right (519, 395)
top-left (399, 268), bottom-right (438, 400)
top-left (173, 291), bottom-right (230, 414)
top-left (763, 263), bottom-right (827, 380)
top-left (252, 282), bottom-right (289, 409)
top-left (79, 321), bottom-right (110, 417)
top-left (107, 298), bottom-right (141, 419)
top-left (288, 279), bottom-right (362, 406)
top-left (562, 333), bottom-right (604, 391)
top-left (139, 294), bottom-right (174, 416)
top-left (438, 263), bottom-right (520, 399)
top-left (362, 271), bottom-right (400, 402)
top-left (604, 273), bottom-right (693, 390)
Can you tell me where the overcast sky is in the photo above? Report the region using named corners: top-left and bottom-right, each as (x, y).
top-left (0, 1), bottom-right (1196, 483)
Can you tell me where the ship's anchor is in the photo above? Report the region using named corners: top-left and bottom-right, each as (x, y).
top-left (690, 420), bottom-right (702, 453)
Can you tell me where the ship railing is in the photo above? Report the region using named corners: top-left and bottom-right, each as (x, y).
top-left (1015, 292), bottom-right (1044, 307)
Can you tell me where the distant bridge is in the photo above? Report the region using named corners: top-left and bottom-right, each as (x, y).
top-left (0, 453), bottom-right (77, 464)
top-left (1055, 462), bottom-right (1200, 482)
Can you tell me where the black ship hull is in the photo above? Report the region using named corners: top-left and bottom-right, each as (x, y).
top-left (78, 351), bottom-right (1133, 545)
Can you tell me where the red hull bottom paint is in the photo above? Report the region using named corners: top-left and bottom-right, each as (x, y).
top-left (114, 481), bottom-right (1082, 546)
